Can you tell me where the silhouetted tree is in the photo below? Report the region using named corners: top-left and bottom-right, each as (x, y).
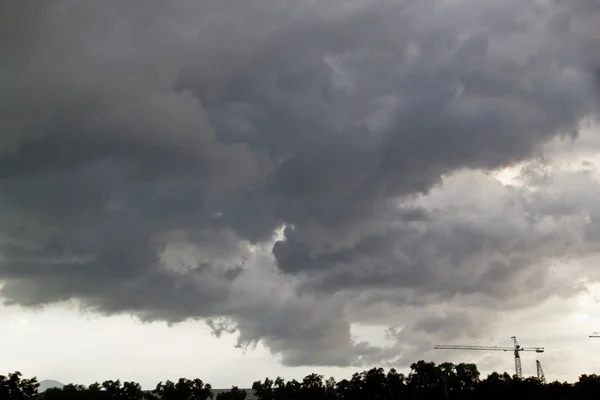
top-left (39, 381), bottom-right (150, 400)
top-left (252, 378), bottom-right (275, 400)
top-left (386, 368), bottom-right (407, 399)
top-left (0, 371), bottom-right (39, 400)
top-left (120, 381), bottom-right (145, 400)
top-left (6, 359), bottom-right (600, 400)
top-left (407, 360), bottom-right (445, 400)
top-left (153, 378), bottom-right (213, 400)
top-left (573, 373), bottom-right (600, 399)
top-left (215, 386), bottom-right (247, 400)
top-left (543, 380), bottom-right (573, 400)
top-left (43, 384), bottom-right (88, 400)
top-left (476, 371), bottom-right (512, 400)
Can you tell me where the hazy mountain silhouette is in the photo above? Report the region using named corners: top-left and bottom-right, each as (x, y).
top-left (38, 379), bottom-right (64, 392)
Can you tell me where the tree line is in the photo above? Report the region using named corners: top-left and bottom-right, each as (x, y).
top-left (2, 360), bottom-right (600, 399)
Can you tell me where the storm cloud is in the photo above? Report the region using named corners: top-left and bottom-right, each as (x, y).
top-left (1, 0), bottom-right (600, 367)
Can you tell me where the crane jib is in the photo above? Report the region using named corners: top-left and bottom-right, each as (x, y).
top-left (433, 336), bottom-right (544, 379)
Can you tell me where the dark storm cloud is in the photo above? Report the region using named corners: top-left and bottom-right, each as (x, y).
top-left (292, 165), bottom-right (600, 291)
top-left (273, 175), bottom-right (586, 300)
top-left (1, 0), bottom-right (600, 367)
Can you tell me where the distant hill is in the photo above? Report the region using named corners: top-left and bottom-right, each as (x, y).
top-left (38, 380), bottom-right (64, 392)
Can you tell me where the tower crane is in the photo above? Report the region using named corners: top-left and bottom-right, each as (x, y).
top-left (536, 360), bottom-right (545, 383)
top-left (434, 336), bottom-right (544, 379)
top-left (590, 332), bottom-right (600, 338)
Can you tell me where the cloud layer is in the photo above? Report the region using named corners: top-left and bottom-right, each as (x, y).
top-left (1, 0), bottom-right (600, 367)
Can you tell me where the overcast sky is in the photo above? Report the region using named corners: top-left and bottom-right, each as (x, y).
top-left (2, 0), bottom-right (600, 389)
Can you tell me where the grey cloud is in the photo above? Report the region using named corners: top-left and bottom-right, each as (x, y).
top-left (380, 306), bottom-right (499, 366)
top-left (0, 0), bottom-right (600, 368)
top-left (276, 168), bottom-right (598, 302)
top-left (206, 0), bottom-right (600, 244)
top-left (272, 164), bottom-right (600, 362)
top-left (412, 310), bottom-right (492, 342)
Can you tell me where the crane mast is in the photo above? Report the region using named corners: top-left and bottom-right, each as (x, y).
top-left (512, 336), bottom-right (522, 379)
top-left (536, 360), bottom-right (545, 383)
top-left (434, 336), bottom-right (544, 379)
